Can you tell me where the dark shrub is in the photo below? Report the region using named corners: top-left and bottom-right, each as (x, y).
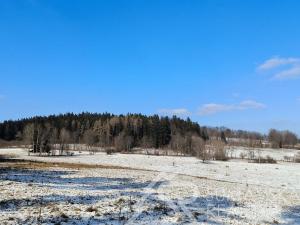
top-left (105, 148), bottom-right (115, 155)
top-left (254, 155), bottom-right (277, 164)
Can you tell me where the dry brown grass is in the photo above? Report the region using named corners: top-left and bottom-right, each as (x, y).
top-left (0, 159), bottom-right (142, 171)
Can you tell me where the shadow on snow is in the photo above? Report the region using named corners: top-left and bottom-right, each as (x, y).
top-left (280, 205), bottom-right (300, 225)
top-left (0, 166), bottom-right (243, 224)
top-left (0, 167), bottom-right (153, 191)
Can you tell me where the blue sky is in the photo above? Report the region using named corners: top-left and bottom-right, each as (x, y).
top-left (0, 0), bottom-right (300, 135)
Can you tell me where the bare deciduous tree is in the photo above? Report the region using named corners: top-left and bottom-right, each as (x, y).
top-left (191, 136), bottom-right (207, 162)
top-left (114, 132), bottom-right (133, 152)
top-left (268, 129), bottom-right (282, 148)
top-left (59, 128), bottom-right (70, 155)
top-left (268, 129), bottom-right (298, 148)
top-left (169, 134), bottom-right (186, 156)
top-left (83, 129), bottom-right (98, 154)
top-left (282, 131), bottom-right (298, 147)
top-left (210, 140), bottom-right (227, 161)
top-left (23, 123), bottom-right (35, 155)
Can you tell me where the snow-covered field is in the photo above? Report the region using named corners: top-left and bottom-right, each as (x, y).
top-left (1, 148), bottom-right (300, 224)
top-left (227, 146), bottom-right (300, 161)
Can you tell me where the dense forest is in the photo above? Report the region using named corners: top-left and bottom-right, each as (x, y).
top-left (0, 113), bottom-right (298, 155)
top-left (0, 113), bottom-right (205, 152)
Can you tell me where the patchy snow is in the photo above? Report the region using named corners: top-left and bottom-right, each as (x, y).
top-left (3, 148), bottom-right (300, 189)
top-left (1, 148), bottom-right (300, 224)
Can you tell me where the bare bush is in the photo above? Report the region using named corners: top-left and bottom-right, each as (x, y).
top-left (239, 152), bottom-right (247, 159)
top-left (254, 155), bottom-right (277, 164)
top-left (294, 153), bottom-right (300, 163)
top-left (247, 149), bottom-right (256, 160)
top-left (105, 148), bottom-right (115, 155)
top-left (284, 155), bottom-right (293, 162)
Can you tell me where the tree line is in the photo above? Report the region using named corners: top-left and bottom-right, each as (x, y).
top-left (0, 113), bottom-right (298, 156)
top-left (0, 113), bottom-right (206, 154)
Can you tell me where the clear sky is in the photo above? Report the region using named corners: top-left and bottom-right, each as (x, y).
top-left (0, 0), bottom-right (300, 135)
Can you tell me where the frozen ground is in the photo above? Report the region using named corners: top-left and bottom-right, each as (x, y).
top-left (0, 148), bottom-right (300, 224)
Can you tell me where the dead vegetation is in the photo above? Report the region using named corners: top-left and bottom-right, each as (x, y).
top-left (253, 156), bottom-right (277, 164)
top-left (0, 159), bottom-right (137, 171)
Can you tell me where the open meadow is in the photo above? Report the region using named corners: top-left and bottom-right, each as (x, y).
top-left (1, 148), bottom-right (300, 225)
